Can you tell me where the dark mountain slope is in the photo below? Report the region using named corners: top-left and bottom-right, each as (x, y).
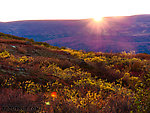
top-left (0, 15), bottom-right (150, 53)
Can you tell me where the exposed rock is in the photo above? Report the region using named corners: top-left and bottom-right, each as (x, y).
top-left (10, 45), bottom-right (17, 48)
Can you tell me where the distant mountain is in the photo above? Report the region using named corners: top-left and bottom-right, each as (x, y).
top-left (0, 15), bottom-right (150, 54)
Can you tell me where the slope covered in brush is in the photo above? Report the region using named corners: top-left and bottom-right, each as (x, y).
top-left (0, 33), bottom-right (149, 113)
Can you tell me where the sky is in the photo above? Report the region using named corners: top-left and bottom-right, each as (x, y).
top-left (0, 0), bottom-right (150, 22)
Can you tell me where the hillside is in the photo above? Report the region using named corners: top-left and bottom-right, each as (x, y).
top-left (0, 33), bottom-right (150, 113)
top-left (0, 15), bottom-right (150, 54)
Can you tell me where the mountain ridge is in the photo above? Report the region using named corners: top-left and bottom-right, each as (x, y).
top-left (0, 14), bottom-right (150, 54)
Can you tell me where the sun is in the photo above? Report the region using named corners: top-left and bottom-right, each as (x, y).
top-left (93, 17), bottom-right (103, 22)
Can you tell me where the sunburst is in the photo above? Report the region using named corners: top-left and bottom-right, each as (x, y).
top-left (93, 17), bottom-right (103, 22)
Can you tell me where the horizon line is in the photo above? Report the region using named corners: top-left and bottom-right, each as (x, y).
top-left (1, 14), bottom-right (150, 23)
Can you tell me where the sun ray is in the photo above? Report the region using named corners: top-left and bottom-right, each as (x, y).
top-left (86, 17), bottom-right (108, 35)
top-left (93, 17), bottom-right (103, 22)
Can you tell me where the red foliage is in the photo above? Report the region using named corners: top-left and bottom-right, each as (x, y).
top-left (0, 88), bottom-right (44, 112)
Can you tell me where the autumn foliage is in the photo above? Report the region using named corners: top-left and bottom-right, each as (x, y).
top-left (0, 33), bottom-right (149, 113)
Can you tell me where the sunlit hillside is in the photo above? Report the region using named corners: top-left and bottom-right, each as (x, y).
top-left (0, 32), bottom-right (150, 113)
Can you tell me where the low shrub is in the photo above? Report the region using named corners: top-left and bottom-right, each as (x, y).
top-left (0, 88), bottom-right (44, 113)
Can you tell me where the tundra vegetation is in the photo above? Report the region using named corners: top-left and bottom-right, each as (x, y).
top-left (0, 32), bottom-right (149, 113)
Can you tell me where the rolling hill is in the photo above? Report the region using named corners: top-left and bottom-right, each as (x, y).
top-left (0, 33), bottom-right (150, 112)
top-left (0, 14), bottom-right (150, 54)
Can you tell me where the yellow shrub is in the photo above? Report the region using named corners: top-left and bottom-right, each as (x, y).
top-left (0, 50), bottom-right (10, 58)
